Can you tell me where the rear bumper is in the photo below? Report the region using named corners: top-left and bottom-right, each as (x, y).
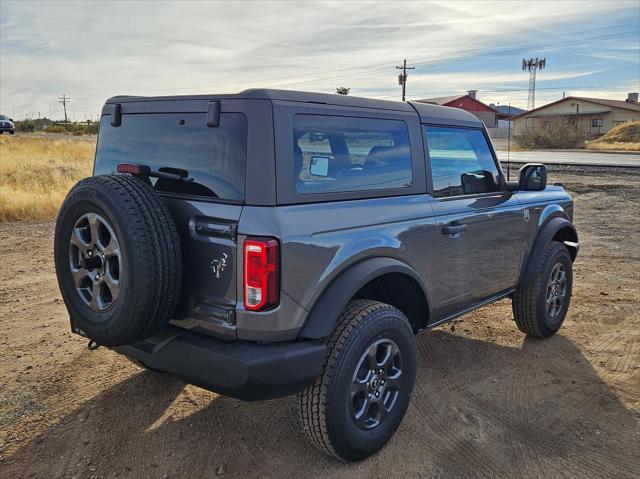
top-left (113, 326), bottom-right (326, 401)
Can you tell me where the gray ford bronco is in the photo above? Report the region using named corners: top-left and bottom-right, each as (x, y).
top-left (54, 89), bottom-right (579, 461)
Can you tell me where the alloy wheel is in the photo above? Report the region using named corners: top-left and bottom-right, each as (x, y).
top-left (350, 338), bottom-right (403, 429)
top-left (546, 262), bottom-right (567, 321)
top-left (68, 213), bottom-right (122, 312)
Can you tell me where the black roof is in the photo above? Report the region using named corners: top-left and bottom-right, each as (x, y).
top-left (106, 88), bottom-right (483, 127)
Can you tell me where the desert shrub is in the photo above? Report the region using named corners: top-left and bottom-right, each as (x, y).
top-left (16, 120), bottom-right (35, 133)
top-left (46, 124), bottom-right (67, 134)
top-left (515, 120), bottom-right (587, 149)
top-left (43, 122), bottom-right (99, 135)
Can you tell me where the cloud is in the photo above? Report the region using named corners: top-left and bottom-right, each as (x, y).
top-left (1, 0), bottom-right (637, 119)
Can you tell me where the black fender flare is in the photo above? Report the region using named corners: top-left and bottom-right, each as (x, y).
top-left (299, 257), bottom-right (429, 340)
top-left (519, 217), bottom-right (578, 286)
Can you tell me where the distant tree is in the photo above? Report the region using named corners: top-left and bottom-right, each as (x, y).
top-left (336, 87), bottom-right (350, 95)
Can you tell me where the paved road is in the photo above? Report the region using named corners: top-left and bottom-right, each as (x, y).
top-left (495, 149), bottom-right (640, 167)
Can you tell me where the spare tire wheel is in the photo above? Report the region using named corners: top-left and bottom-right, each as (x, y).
top-left (54, 175), bottom-right (182, 346)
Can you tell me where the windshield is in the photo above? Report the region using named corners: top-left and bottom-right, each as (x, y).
top-left (0, 115), bottom-right (9, 121)
top-left (94, 112), bottom-right (248, 201)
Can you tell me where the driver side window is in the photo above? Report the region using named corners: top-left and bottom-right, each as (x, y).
top-left (424, 126), bottom-right (501, 198)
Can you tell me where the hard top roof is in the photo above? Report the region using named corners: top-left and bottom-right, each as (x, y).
top-left (105, 88), bottom-right (483, 127)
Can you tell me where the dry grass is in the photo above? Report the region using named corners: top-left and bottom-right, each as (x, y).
top-left (585, 141), bottom-right (640, 151)
top-left (586, 121), bottom-right (640, 151)
top-left (0, 136), bottom-right (95, 221)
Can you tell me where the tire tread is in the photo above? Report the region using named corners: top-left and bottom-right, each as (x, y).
top-left (513, 241), bottom-right (570, 338)
top-left (298, 300), bottom-right (401, 459)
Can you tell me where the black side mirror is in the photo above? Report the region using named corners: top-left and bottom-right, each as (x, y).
top-left (519, 163), bottom-right (548, 191)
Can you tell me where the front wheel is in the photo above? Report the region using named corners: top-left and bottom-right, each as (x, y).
top-left (513, 241), bottom-right (573, 337)
top-left (298, 300), bottom-right (416, 461)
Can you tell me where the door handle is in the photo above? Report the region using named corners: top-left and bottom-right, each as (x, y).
top-left (442, 223), bottom-right (468, 235)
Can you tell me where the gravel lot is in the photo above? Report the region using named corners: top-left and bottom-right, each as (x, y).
top-left (1, 166), bottom-right (639, 478)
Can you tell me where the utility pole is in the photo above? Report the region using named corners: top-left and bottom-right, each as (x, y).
top-left (396, 59), bottom-right (415, 102)
top-left (570, 102), bottom-right (580, 132)
top-left (58, 94), bottom-right (70, 123)
top-left (521, 57), bottom-right (546, 110)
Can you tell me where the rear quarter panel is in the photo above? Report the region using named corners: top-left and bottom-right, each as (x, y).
top-left (238, 195), bottom-right (439, 334)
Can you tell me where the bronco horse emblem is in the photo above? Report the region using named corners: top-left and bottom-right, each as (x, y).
top-left (210, 252), bottom-right (228, 279)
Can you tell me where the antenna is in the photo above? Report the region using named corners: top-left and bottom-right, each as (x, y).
top-left (507, 102), bottom-right (511, 180)
top-left (521, 57), bottom-right (546, 110)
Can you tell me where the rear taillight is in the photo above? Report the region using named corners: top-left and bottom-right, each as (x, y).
top-left (243, 238), bottom-right (279, 311)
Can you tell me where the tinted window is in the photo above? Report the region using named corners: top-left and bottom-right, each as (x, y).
top-left (94, 112), bottom-right (247, 201)
top-left (424, 126), bottom-right (500, 198)
top-left (294, 114), bottom-right (412, 194)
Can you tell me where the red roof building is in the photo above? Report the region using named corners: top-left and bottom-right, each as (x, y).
top-left (415, 91), bottom-right (500, 127)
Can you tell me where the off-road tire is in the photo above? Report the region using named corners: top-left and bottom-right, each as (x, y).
top-left (513, 241), bottom-right (573, 338)
top-left (298, 300), bottom-right (416, 461)
top-left (54, 175), bottom-right (182, 346)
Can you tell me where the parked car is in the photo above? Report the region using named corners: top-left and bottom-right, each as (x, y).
top-left (0, 114), bottom-right (15, 134)
top-left (54, 89), bottom-right (579, 461)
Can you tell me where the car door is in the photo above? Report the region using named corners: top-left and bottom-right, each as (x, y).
top-left (423, 125), bottom-right (526, 319)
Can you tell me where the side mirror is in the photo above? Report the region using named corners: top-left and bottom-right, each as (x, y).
top-left (309, 155), bottom-right (331, 177)
top-left (519, 163), bottom-right (548, 191)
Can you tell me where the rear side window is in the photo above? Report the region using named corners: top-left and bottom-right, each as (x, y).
top-left (294, 114), bottom-right (412, 194)
top-left (424, 126), bottom-right (500, 198)
top-left (94, 112), bottom-right (248, 201)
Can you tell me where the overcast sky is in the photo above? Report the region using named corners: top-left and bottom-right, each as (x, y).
top-left (1, 0), bottom-right (639, 120)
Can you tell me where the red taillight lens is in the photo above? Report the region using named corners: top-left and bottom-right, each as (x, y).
top-left (116, 163), bottom-right (150, 175)
top-left (244, 238), bottom-right (279, 311)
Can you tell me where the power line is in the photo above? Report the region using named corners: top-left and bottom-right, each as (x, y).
top-left (264, 29), bottom-right (636, 90)
top-left (171, 24), bottom-right (636, 94)
top-left (373, 81), bottom-right (638, 102)
top-left (396, 59), bottom-right (415, 101)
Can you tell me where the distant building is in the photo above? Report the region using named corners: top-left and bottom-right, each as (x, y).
top-left (489, 104), bottom-right (527, 129)
top-left (415, 90), bottom-right (500, 127)
top-left (511, 93), bottom-right (640, 136)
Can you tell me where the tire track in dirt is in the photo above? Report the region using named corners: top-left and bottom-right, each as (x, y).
top-left (415, 331), bottom-right (638, 477)
top-left (411, 382), bottom-right (511, 478)
top-left (413, 338), bottom-right (512, 477)
top-left (451, 385), bottom-right (639, 477)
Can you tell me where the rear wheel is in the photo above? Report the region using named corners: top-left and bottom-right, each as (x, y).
top-left (298, 300), bottom-right (416, 461)
top-left (513, 241), bottom-right (573, 337)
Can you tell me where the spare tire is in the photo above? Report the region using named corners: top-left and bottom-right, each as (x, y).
top-left (54, 175), bottom-right (182, 346)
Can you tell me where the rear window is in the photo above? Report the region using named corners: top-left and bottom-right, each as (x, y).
top-left (294, 114), bottom-right (412, 194)
top-left (94, 112), bottom-right (248, 201)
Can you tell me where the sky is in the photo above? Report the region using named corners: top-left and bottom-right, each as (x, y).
top-left (1, 0), bottom-right (639, 121)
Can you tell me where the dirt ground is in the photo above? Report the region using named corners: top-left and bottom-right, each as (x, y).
top-left (1, 166), bottom-right (639, 478)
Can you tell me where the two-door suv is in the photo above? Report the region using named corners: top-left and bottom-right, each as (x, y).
top-left (55, 89), bottom-right (579, 461)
